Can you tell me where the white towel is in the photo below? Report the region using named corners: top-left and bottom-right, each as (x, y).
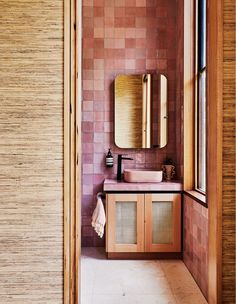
top-left (91, 196), bottom-right (106, 238)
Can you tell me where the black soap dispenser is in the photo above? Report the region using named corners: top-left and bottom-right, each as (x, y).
top-left (105, 148), bottom-right (113, 167)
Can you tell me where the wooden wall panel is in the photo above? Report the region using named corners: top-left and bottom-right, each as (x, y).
top-left (0, 0), bottom-right (64, 303)
top-left (222, 0), bottom-right (236, 302)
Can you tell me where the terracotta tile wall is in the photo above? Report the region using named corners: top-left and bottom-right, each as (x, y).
top-left (81, 0), bottom-right (182, 246)
top-left (183, 195), bottom-right (209, 299)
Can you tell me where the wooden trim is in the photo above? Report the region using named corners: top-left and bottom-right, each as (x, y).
top-left (183, 0), bottom-right (195, 190)
top-left (159, 75), bottom-right (168, 148)
top-left (184, 190), bottom-right (207, 207)
top-left (194, 0), bottom-right (199, 189)
top-left (145, 194), bottom-right (181, 253)
top-left (207, 0), bottom-right (223, 303)
top-left (75, 0), bottom-right (82, 303)
top-left (70, 0), bottom-right (76, 300)
top-left (64, 0), bottom-right (71, 302)
top-left (107, 252), bottom-right (182, 260)
top-left (64, 0), bottom-right (78, 303)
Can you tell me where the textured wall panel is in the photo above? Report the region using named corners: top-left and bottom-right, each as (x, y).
top-left (222, 0), bottom-right (236, 302)
top-left (0, 0), bottom-right (64, 302)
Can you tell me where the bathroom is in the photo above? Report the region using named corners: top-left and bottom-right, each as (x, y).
top-left (81, 0), bottom-right (207, 303)
top-left (0, 0), bottom-right (235, 303)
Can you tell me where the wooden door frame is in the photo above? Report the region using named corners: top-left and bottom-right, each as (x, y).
top-left (64, 0), bottom-right (81, 303)
top-left (207, 0), bottom-right (223, 303)
top-left (65, 0), bottom-right (224, 302)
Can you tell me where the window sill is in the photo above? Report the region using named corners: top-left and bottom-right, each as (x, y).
top-left (184, 190), bottom-right (207, 208)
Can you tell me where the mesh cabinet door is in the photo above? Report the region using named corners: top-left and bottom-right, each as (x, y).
top-left (145, 193), bottom-right (181, 252)
top-left (106, 194), bottom-right (145, 253)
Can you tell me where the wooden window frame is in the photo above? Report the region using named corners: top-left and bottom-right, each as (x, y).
top-left (184, 0), bottom-right (223, 303)
top-left (195, 0), bottom-right (207, 194)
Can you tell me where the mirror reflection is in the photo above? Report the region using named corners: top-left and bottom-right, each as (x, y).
top-left (114, 74), bottom-right (168, 149)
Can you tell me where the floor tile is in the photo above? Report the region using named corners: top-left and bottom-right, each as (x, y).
top-left (174, 292), bottom-right (208, 304)
top-left (81, 248), bottom-right (207, 304)
top-left (160, 260), bottom-right (204, 295)
top-left (126, 295), bottom-right (177, 304)
top-left (123, 274), bottom-right (172, 295)
top-left (91, 294), bottom-right (177, 304)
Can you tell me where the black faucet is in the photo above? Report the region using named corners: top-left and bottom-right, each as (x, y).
top-left (117, 154), bottom-right (133, 181)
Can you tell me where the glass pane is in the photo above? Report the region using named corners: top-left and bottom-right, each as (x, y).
top-left (152, 202), bottom-right (173, 244)
top-left (198, 70), bottom-right (206, 192)
top-left (198, 0), bottom-right (206, 70)
top-left (116, 201), bottom-right (137, 244)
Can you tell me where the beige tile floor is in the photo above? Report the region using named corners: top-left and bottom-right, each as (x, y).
top-left (81, 247), bottom-right (208, 304)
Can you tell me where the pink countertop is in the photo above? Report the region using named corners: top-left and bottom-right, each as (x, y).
top-left (103, 179), bottom-right (182, 192)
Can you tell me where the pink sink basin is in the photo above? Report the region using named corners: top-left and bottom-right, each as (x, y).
top-left (123, 169), bottom-right (163, 183)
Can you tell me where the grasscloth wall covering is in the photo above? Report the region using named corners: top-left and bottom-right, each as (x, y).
top-left (81, 0), bottom-right (182, 247)
top-left (0, 0), bottom-right (64, 302)
top-left (222, 0), bottom-right (235, 302)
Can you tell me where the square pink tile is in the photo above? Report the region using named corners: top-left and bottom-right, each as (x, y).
top-left (83, 164), bottom-right (93, 174)
top-left (94, 80), bottom-right (104, 91)
top-left (83, 7), bottom-right (94, 18)
top-left (115, 7), bottom-right (125, 17)
top-left (104, 7), bottom-right (114, 17)
top-left (94, 28), bottom-right (104, 38)
top-left (82, 111), bottom-right (94, 122)
top-left (104, 17), bottom-right (115, 27)
top-left (125, 28), bottom-right (136, 38)
top-left (83, 0), bottom-right (93, 6)
top-left (94, 48), bottom-right (105, 59)
top-left (136, 0), bottom-right (146, 7)
top-left (125, 0), bottom-right (135, 7)
top-left (94, 7), bottom-right (104, 17)
top-left (94, 17), bottom-right (104, 27)
top-left (94, 0), bottom-right (105, 7)
top-left (125, 59), bottom-right (135, 69)
top-left (83, 48), bottom-right (94, 59)
top-left (114, 17), bottom-right (125, 27)
top-left (94, 69), bottom-right (104, 80)
top-left (115, 0), bottom-right (125, 7)
top-left (94, 59), bottom-right (104, 69)
top-left (93, 122), bottom-right (104, 132)
top-left (136, 17), bottom-right (146, 27)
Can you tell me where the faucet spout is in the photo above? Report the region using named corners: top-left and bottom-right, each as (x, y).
top-left (117, 154), bottom-right (133, 181)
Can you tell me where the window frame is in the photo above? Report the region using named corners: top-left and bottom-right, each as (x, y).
top-left (195, 0), bottom-right (207, 194)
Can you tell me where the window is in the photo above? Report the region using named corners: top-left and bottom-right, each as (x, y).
top-left (195, 0), bottom-right (207, 193)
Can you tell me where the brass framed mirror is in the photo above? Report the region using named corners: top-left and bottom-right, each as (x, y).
top-left (114, 74), bottom-right (168, 149)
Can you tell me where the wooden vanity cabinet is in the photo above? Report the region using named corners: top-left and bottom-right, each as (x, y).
top-left (106, 192), bottom-right (181, 254)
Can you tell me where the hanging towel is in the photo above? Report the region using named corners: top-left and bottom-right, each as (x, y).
top-left (91, 194), bottom-right (106, 238)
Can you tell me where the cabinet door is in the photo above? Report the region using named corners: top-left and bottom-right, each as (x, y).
top-left (145, 193), bottom-right (181, 252)
top-left (106, 193), bottom-right (145, 252)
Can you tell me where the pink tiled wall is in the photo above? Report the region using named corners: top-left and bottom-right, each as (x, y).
top-left (82, 0), bottom-right (182, 246)
top-left (183, 195), bottom-right (209, 299)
